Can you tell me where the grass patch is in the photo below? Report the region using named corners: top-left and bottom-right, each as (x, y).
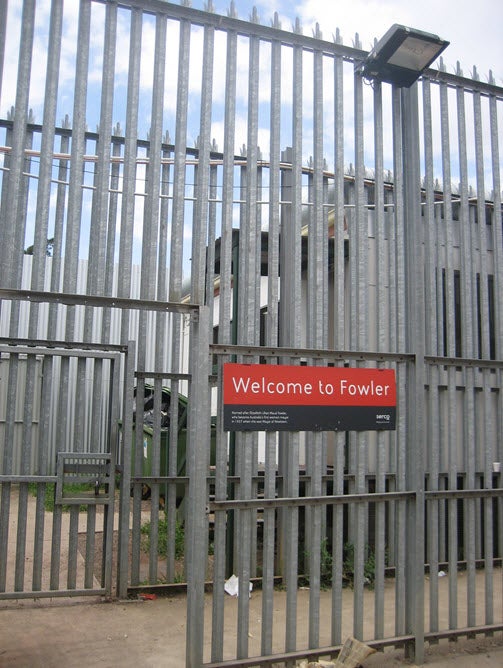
top-left (27, 482), bottom-right (95, 512)
top-left (141, 513), bottom-right (185, 560)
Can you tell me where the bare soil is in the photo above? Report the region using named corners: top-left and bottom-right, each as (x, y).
top-left (2, 490), bottom-right (502, 667)
top-left (0, 593), bottom-right (502, 667)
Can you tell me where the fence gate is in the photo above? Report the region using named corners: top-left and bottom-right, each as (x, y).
top-left (0, 339), bottom-right (125, 600)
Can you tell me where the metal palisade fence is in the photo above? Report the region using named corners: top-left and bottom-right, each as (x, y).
top-left (0, 1), bottom-right (502, 667)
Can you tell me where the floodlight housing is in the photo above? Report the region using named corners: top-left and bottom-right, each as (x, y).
top-left (357, 24), bottom-right (449, 87)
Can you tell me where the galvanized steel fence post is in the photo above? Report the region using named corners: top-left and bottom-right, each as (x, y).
top-left (186, 305), bottom-right (210, 668)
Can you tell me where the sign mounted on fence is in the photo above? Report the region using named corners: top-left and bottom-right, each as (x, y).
top-left (223, 363), bottom-right (396, 431)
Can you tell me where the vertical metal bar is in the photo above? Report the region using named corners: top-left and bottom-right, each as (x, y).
top-left (28, 0), bottom-right (63, 342)
top-left (456, 72), bottom-right (477, 629)
top-left (104, 355), bottom-right (120, 597)
top-left (148, 376), bottom-right (162, 583)
top-left (87, 0), bottom-right (117, 299)
top-left (101, 126), bottom-right (122, 341)
top-left (167, 375), bottom-right (180, 584)
top-left (0, 0), bottom-right (8, 102)
top-left (352, 60), bottom-right (367, 641)
top-left (0, 354), bottom-right (18, 591)
top-left (14, 353), bottom-right (37, 591)
top-left (131, 374), bottom-right (145, 586)
top-left (118, 7), bottom-right (142, 341)
top-left (217, 28), bottom-right (237, 346)
top-left (211, 394), bottom-right (228, 661)
top-left (306, 30), bottom-right (326, 648)
top-left (145, 11), bottom-right (168, 585)
top-left (169, 17), bottom-right (191, 304)
top-left (186, 306), bottom-right (210, 668)
top-left (280, 19), bottom-right (304, 653)
top-left (488, 74), bottom-right (502, 358)
top-left (422, 78), bottom-right (439, 356)
top-left (50, 456), bottom-right (63, 591)
top-left (401, 82), bottom-right (425, 664)
top-left (440, 72), bottom-right (459, 633)
top-left (117, 341), bottom-right (136, 598)
top-left (392, 89), bottom-right (406, 638)
top-left (67, 506), bottom-right (79, 589)
top-left (483, 366), bottom-right (495, 625)
top-left (32, 354), bottom-right (54, 591)
top-left (47, 120), bottom-right (71, 340)
top-left (457, 71), bottom-right (476, 360)
top-left (260, 18), bottom-right (282, 657)
top-left (422, 79), bottom-right (441, 639)
top-left (205, 155), bottom-right (217, 314)
top-left (472, 81), bottom-right (490, 361)
top-left (63, 0), bottom-right (92, 340)
top-left (85, 505), bottom-right (97, 588)
top-left (428, 363), bottom-right (440, 633)
top-left (331, 37), bottom-right (345, 647)
top-left (192, 21), bottom-right (214, 306)
top-left (158, 139), bottom-right (172, 583)
top-left (372, 80), bottom-right (386, 640)
top-left (167, 27), bottom-right (191, 578)
top-left (211, 23), bottom-right (238, 662)
top-left (0, 0), bottom-right (35, 288)
top-left (333, 32), bottom-right (345, 351)
top-left (234, 23), bottom-right (261, 658)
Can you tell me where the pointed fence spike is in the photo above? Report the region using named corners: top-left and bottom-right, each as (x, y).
top-left (228, 1), bottom-right (237, 19)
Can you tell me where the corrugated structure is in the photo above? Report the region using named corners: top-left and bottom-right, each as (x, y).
top-left (0, 2), bottom-right (502, 666)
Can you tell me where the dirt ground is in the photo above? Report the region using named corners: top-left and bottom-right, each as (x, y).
top-left (0, 593), bottom-right (502, 668)
top-left (1, 490), bottom-right (502, 666)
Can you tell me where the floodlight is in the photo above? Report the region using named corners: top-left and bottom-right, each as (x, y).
top-left (357, 24), bottom-right (449, 87)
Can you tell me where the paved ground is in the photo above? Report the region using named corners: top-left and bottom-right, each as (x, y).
top-left (0, 594), bottom-right (502, 668)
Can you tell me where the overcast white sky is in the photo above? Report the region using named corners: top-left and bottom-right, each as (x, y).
top-left (209, 0), bottom-right (503, 83)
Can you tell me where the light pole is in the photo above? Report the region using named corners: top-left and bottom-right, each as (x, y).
top-left (357, 24), bottom-right (449, 664)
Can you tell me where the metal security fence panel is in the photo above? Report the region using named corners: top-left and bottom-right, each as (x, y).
top-left (0, 340), bottom-right (124, 599)
top-left (0, 1), bottom-right (502, 667)
top-left (424, 358), bottom-right (503, 637)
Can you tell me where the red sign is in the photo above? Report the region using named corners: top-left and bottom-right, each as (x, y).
top-left (223, 363), bottom-right (396, 431)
